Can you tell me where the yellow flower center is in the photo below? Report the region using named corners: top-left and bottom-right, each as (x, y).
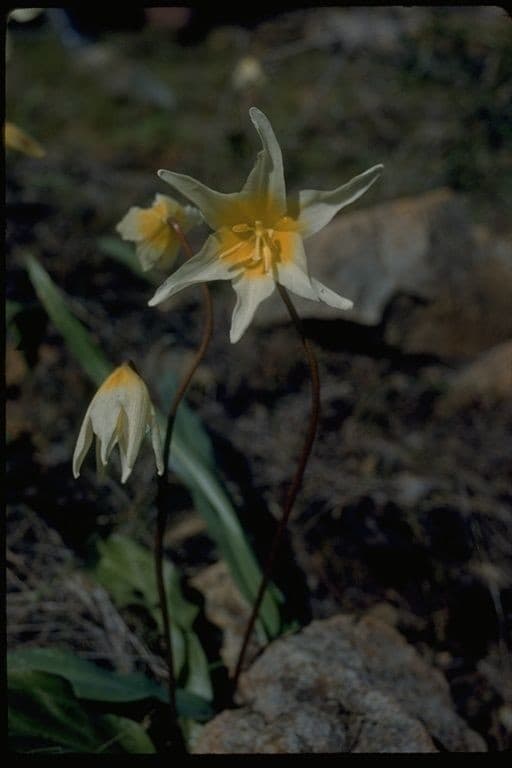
top-left (230, 220), bottom-right (277, 273)
top-left (218, 208), bottom-right (299, 279)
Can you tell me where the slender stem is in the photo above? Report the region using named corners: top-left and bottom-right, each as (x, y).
top-left (154, 505), bottom-right (180, 739)
top-left (154, 221), bottom-right (213, 750)
top-left (232, 284), bottom-right (320, 690)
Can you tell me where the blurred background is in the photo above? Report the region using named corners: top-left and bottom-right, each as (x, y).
top-left (5, 6), bottom-right (512, 752)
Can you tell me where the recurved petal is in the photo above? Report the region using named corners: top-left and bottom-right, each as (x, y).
top-left (157, 169), bottom-right (240, 230)
top-left (298, 164), bottom-right (384, 238)
top-left (275, 232), bottom-right (318, 301)
top-left (243, 108), bottom-right (286, 215)
top-left (148, 235), bottom-right (234, 306)
top-left (311, 278), bottom-right (353, 310)
top-left (72, 409), bottom-right (94, 479)
top-left (230, 274), bottom-right (275, 343)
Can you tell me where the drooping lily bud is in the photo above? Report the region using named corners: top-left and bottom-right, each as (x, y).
top-left (73, 363), bottom-right (164, 484)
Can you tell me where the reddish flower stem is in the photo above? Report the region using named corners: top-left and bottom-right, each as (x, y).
top-left (154, 221), bottom-right (213, 751)
top-left (232, 283), bottom-right (320, 691)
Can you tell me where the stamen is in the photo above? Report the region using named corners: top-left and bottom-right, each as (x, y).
top-left (263, 244), bottom-right (272, 273)
top-left (229, 219), bottom-right (278, 273)
top-left (219, 240), bottom-right (247, 260)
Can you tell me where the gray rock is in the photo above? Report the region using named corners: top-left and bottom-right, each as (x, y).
top-left (436, 340), bottom-right (512, 416)
top-left (193, 614), bottom-right (486, 753)
top-left (258, 188), bottom-right (474, 327)
top-left (191, 561), bottom-right (262, 677)
top-left (256, 189), bottom-right (512, 359)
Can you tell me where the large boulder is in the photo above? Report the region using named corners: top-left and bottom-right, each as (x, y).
top-left (256, 189), bottom-right (512, 359)
top-left (193, 613), bottom-right (486, 753)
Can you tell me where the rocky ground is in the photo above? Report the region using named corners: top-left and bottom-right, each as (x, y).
top-left (6, 7), bottom-right (512, 752)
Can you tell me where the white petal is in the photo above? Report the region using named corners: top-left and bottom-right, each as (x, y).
top-left (95, 437), bottom-right (107, 481)
top-left (244, 108), bottom-right (287, 215)
top-left (116, 207), bottom-right (144, 242)
top-left (72, 409), bottom-right (94, 478)
top-left (298, 164), bottom-right (384, 238)
top-left (311, 278), bottom-right (353, 310)
top-left (182, 204), bottom-right (204, 231)
top-left (149, 407), bottom-right (164, 476)
top-left (117, 420), bottom-right (133, 484)
top-left (121, 385), bottom-right (150, 471)
top-left (241, 150), bottom-right (267, 198)
top-left (275, 233), bottom-right (318, 301)
top-left (136, 237), bottom-right (179, 272)
top-left (158, 169), bottom-right (240, 230)
top-left (230, 274), bottom-right (275, 343)
top-left (89, 395), bottom-right (122, 466)
top-left (148, 235), bottom-right (235, 307)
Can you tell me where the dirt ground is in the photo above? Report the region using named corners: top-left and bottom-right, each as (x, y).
top-left (6, 7), bottom-right (512, 751)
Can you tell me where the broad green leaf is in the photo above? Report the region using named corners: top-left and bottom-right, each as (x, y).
top-left (98, 715), bottom-right (156, 754)
top-left (9, 670), bottom-right (101, 753)
top-left (7, 647), bottom-right (213, 722)
top-left (8, 669), bottom-right (155, 754)
top-left (7, 648), bottom-right (167, 704)
top-left (93, 534), bottom-right (212, 701)
top-left (93, 535), bottom-right (198, 629)
top-left (25, 254), bottom-right (284, 639)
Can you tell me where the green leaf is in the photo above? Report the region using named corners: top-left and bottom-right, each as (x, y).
top-left (9, 670), bottom-right (100, 753)
top-left (8, 669), bottom-right (155, 754)
top-left (93, 534), bottom-right (212, 700)
top-left (156, 368), bottom-right (216, 471)
top-left (25, 254), bottom-right (284, 640)
top-left (93, 534), bottom-right (198, 629)
top-left (184, 632), bottom-right (214, 702)
top-left (25, 254), bottom-right (110, 385)
top-left (6, 299), bottom-right (23, 326)
top-left (98, 715), bottom-right (156, 754)
top-left (174, 457), bottom-right (282, 639)
top-left (96, 236), bottom-right (159, 284)
top-left (156, 372), bottom-right (282, 638)
top-left (7, 647), bottom-right (167, 704)
top-left (7, 647), bottom-right (214, 722)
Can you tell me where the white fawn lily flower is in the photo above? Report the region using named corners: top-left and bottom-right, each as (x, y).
top-left (116, 193), bottom-right (202, 272)
top-left (73, 363), bottom-right (164, 484)
top-left (148, 107), bottom-right (383, 343)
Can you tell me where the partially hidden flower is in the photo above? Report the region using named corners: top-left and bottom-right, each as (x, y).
top-left (4, 121), bottom-right (45, 158)
top-left (231, 56), bottom-right (266, 92)
top-left (73, 363), bottom-right (164, 484)
top-left (116, 193), bottom-right (202, 272)
top-left (148, 107), bottom-right (383, 343)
